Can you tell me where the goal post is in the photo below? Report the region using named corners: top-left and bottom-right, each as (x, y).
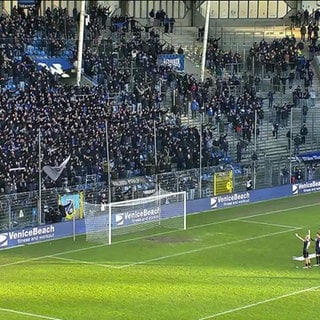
top-left (84, 191), bottom-right (187, 245)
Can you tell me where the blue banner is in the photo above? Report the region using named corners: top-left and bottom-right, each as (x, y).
top-left (292, 180), bottom-right (320, 194)
top-left (208, 180), bottom-right (320, 211)
top-left (298, 151), bottom-right (320, 163)
top-left (157, 54), bottom-right (184, 71)
top-left (18, 0), bottom-right (38, 7)
top-left (34, 57), bottom-right (73, 77)
top-left (0, 220), bottom-right (86, 249)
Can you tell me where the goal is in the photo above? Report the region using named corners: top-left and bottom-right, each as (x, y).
top-left (84, 191), bottom-right (187, 244)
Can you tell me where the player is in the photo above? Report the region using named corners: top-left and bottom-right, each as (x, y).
top-left (295, 230), bottom-right (311, 269)
top-left (314, 232), bottom-right (320, 266)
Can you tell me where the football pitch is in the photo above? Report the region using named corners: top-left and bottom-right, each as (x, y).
top-left (1, 192), bottom-right (320, 320)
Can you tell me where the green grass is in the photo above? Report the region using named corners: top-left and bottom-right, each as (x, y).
top-left (1, 193), bottom-right (320, 320)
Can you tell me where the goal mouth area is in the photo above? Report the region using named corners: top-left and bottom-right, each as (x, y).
top-left (83, 220), bottom-right (186, 244)
top-left (84, 191), bottom-right (187, 244)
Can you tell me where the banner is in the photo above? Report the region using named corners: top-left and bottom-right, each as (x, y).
top-left (292, 180), bottom-right (320, 194)
top-left (34, 57), bottom-right (72, 77)
top-left (115, 207), bottom-right (160, 227)
top-left (298, 151), bottom-right (320, 163)
top-left (111, 176), bottom-right (149, 187)
top-left (0, 225), bottom-right (56, 248)
top-left (43, 156), bottom-right (71, 181)
top-left (59, 192), bottom-right (84, 220)
top-left (0, 220), bottom-right (86, 249)
top-left (113, 201), bottom-right (182, 228)
top-left (214, 170), bottom-right (233, 196)
top-left (18, 0), bottom-right (39, 7)
top-left (157, 54), bottom-right (184, 71)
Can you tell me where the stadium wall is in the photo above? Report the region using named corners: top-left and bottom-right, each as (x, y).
top-left (1, 179), bottom-right (320, 249)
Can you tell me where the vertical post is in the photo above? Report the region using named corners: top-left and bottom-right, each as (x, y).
top-left (76, 0), bottom-right (86, 86)
top-left (201, 0), bottom-right (211, 82)
top-left (312, 108), bottom-right (315, 149)
top-left (105, 119), bottom-right (111, 205)
top-left (108, 200), bottom-right (112, 245)
top-left (73, 214), bottom-right (76, 242)
top-left (199, 119), bottom-right (202, 198)
top-left (154, 120), bottom-right (159, 195)
top-left (252, 55), bottom-right (255, 76)
top-left (105, 119), bottom-right (112, 245)
top-left (172, 88), bottom-right (176, 109)
top-left (253, 109), bottom-right (257, 189)
top-left (8, 203), bottom-right (11, 230)
top-left (64, 15), bottom-right (67, 39)
top-left (38, 128), bottom-right (42, 225)
top-left (154, 120), bottom-right (158, 171)
top-left (131, 59), bottom-right (134, 90)
top-left (254, 108), bottom-right (257, 153)
top-left (106, 119), bottom-right (112, 244)
top-left (243, 46), bottom-right (246, 75)
top-left (289, 108), bottom-right (293, 182)
top-left (183, 191), bottom-right (187, 230)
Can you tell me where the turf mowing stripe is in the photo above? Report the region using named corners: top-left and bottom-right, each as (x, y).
top-left (197, 285), bottom-right (320, 319)
top-left (237, 219), bottom-right (298, 229)
top-left (116, 227), bottom-right (300, 269)
top-left (0, 307), bottom-right (64, 320)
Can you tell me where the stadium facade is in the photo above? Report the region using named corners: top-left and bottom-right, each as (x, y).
top-left (0, 1), bottom-right (308, 26)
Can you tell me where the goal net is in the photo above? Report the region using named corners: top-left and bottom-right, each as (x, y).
top-left (84, 191), bottom-right (186, 244)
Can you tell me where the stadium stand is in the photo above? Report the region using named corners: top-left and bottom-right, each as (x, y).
top-left (1, 1), bottom-right (320, 230)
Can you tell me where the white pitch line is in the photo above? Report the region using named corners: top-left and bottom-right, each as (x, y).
top-left (198, 285), bottom-right (320, 320)
top-left (0, 256), bottom-right (52, 268)
top-left (0, 242), bottom-right (107, 268)
top-left (50, 255), bottom-right (118, 268)
top-left (237, 219), bottom-right (299, 229)
top-left (116, 227), bottom-right (300, 269)
top-left (0, 307), bottom-right (64, 320)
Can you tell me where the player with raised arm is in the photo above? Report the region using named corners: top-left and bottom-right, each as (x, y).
top-left (314, 232), bottom-right (320, 266)
top-left (295, 230), bottom-right (311, 269)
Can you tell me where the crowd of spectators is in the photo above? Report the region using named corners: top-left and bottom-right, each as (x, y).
top-left (148, 8), bottom-right (175, 33)
top-left (0, 5), bottom-right (218, 194)
top-left (0, 4), bottom-right (317, 196)
top-left (290, 7), bottom-right (320, 30)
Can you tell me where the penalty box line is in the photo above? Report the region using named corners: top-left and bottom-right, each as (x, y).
top-left (198, 284), bottom-right (320, 320)
top-left (236, 219), bottom-right (300, 229)
top-left (49, 255), bottom-right (119, 268)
